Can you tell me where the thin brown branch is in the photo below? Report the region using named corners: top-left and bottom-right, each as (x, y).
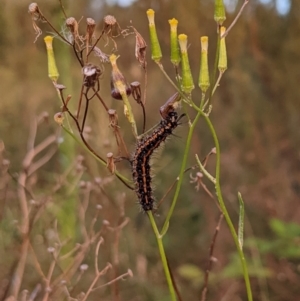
top-left (222, 0), bottom-right (250, 39)
top-left (200, 213), bottom-right (224, 301)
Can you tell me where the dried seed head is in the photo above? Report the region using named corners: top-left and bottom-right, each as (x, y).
top-left (54, 83), bottom-right (66, 91)
top-left (28, 3), bottom-right (41, 20)
top-left (54, 112), bottom-right (64, 125)
top-left (108, 109), bottom-right (118, 127)
top-left (132, 27), bottom-right (147, 70)
top-left (66, 17), bottom-right (79, 43)
top-left (29, 3), bottom-right (43, 42)
top-left (82, 63), bottom-right (101, 88)
top-left (2, 159), bottom-right (10, 167)
top-left (127, 269), bottom-right (134, 277)
top-left (104, 15), bottom-right (117, 27)
top-left (80, 264), bottom-right (89, 271)
top-left (47, 247), bottom-right (55, 253)
top-left (86, 18), bottom-right (96, 44)
top-left (79, 181), bottom-right (86, 189)
top-left (102, 219), bottom-right (110, 226)
top-left (130, 81), bottom-right (142, 104)
top-left (106, 152), bottom-right (116, 174)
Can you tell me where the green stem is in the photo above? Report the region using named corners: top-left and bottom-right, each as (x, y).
top-left (147, 212), bottom-right (176, 301)
top-left (203, 115), bottom-right (253, 301)
top-left (161, 110), bottom-right (202, 234)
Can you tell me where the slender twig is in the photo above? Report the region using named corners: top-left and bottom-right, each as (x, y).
top-left (222, 0), bottom-right (250, 39)
top-left (140, 101), bottom-right (146, 134)
top-left (81, 240), bottom-right (112, 301)
top-left (201, 213), bottom-right (223, 301)
top-left (81, 95), bottom-right (90, 133)
top-left (87, 29), bottom-right (106, 58)
top-left (76, 83), bottom-right (85, 119)
top-left (92, 87), bottom-right (109, 111)
top-left (58, 0), bottom-right (68, 19)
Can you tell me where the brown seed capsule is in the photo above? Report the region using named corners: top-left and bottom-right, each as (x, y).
top-left (82, 64), bottom-right (101, 88)
top-left (28, 3), bottom-right (43, 42)
top-left (54, 112), bottom-right (64, 125)
top-left (130, 81), bottom-right (142, 104)
top-left (108, 109), bottom-right (118, 128)
top-left (106, 152), bottom-right (116, 174)
top-left (28, 3), bottom-right (41, 20)
top-left (104, 15), bottom-right (117, 27)
top-left (66, 17), bottom-right (79, 43)
top-left (132, 28), bottom-right (147, 70)
top-left (86, 18), bottom-right (96, 44)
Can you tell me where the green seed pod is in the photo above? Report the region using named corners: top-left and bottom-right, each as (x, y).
top-left (218, 27), bottom-right (227, 72)
top-left (44, 36), bottom-right (59, 82)
top-left (146, 9), bottom-right (162, 62)
top-left (198, 36), bottom-right (210, 93)
top-left (178, 34), bottom-right (194, 94)
top-left (168, 18), bottom-right (180, 66)
top-left (214, 0), bottom-right (226, 25)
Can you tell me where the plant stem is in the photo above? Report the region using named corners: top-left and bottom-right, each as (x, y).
top-left (203, 115), bottom-right (253, 301)
top-left (147, 212), bottom-right (176, 301)
top-left (62, 125), bottom-right (132, 187)
top-left (161, 110), bottom-right (202, 234)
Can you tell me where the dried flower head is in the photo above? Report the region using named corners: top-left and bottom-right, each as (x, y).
top-left (104, 15), bottom-right (117, 27)
top-left (106, 152), bottom-right (116, 174)
top-left (86, 18), bottom-right (96, 44)
top-left (190, 172), bottom-right (203, 191)
top-left (132, 27), bottom-right (147, 70)
top-left (28, 3), bottom-right (41, 20)
top-left (82, 64), bottom-right (102, 88)
top-left (130, 81), bottom-right (142, 104)
top-left (29, 3), bottom-right (43, 42)
top-left (80, 264), bottom-right (89, 271)
top-left (108, 109), bottom-right (119, 128)
top-left (54, 112), bottom-right (64, 125)
top-left (66, 17), bottom-right (79, 43)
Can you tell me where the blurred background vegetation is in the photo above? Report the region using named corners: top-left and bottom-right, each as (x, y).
top-left (0, 0), bottom-right (300, 300)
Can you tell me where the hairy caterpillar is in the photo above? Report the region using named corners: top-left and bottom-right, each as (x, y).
top-left (131, 111), bottom-right (183, 211)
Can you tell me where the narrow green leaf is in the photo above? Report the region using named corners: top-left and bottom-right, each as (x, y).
top-left (238, 192), bottom-right (245, 250)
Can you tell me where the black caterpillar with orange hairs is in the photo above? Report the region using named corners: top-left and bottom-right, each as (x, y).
top-left (131, 111), bottom-right (184, 211)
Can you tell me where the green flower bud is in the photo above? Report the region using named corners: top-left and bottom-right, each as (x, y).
top-left (44, 36), bottom-right (59, 82)
top-left (218, 27), bottom-right (227, 72)
top-left (198, 36), bottom-right (210, 93)
top-left (168, 18), bottom-right (180, 66)
top-left (178, 34), bottom-right (194, 94)
top-left (146, 9), bottom-right (162, 62)
top-left (214, 0), bottom-right (226, 25)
